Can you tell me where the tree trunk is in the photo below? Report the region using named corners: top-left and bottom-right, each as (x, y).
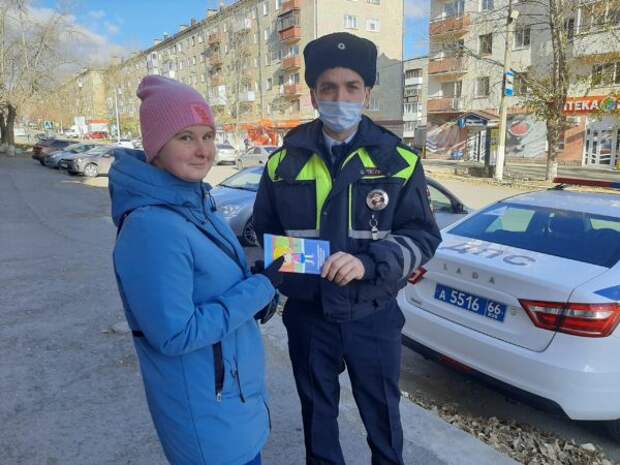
top-left (6, 103), bottom-right (16, 146)
top-left (0, 109), bottom-right (6, 145)
top-left (545, 122), bottom-right (559, 181)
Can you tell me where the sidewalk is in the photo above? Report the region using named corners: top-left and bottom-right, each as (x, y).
top-left (261, 318), bottom-right (519, 465)
top-left (423, 159), bottom-right (620, 182)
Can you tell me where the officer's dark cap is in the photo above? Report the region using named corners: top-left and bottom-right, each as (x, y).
top-left (303, 32), bottom-right (377, 89)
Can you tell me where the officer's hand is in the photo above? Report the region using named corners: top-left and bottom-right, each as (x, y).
top-left (321, 252), bottom-right (365, 287)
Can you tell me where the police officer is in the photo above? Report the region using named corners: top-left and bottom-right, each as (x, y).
top-left (253, 32), bottom-right (441, 465)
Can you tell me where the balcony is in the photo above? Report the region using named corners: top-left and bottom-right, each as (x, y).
top-left (279, 25), bottom-right (302, 43)
top-left (208, 32), bottom-right (223, 45)
top-left (208, 53), bottom-right (223, 66)
top-left (427, 97), bottom-right (463, 113)
top-left (282, 55), bottom-right (302, 70)
top-left (571, 29), bottom-right (620, 62)
top-left (284, 84), bottom-right (304, 97)
top-left (428, 56), bottom-right (468, 77)
top-left (282, 0), bottom-right (302, 13)
top-left (210, 74), bottom-right (224, 86)
top-left (429, 15), bottom-right (471, 39)
top-left (404, 77), bottom-right (423, 86)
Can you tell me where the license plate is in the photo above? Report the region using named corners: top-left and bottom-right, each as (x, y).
top-left (434, 284), bottom-right (506, 323)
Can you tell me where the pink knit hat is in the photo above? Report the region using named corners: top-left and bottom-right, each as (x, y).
top-left (137, 75), bottom-right (215, 161)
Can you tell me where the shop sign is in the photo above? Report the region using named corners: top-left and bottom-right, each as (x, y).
top-left (564, 96), bottom-right (618, 114)
top-left (457, 114), bottom-right (488, 128)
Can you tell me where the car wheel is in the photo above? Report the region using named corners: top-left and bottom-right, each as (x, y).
top-left (241, 216), bottom-right (259, 247)
top-left (39, 159), bottom-right (45, 165)
top-left (83, 163), bottom-right (98, 177)
top-left (606, 420), bottom-right (620, 442)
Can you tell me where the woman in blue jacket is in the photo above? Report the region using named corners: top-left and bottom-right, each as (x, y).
top-left (110, 75), bottom-right (283, 465)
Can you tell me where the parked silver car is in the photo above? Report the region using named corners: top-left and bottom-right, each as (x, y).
top-left (236, 145), bottom-right (279, 169)
top-left (210, 165), bottom-right (470, 247)
top-left (65, 145), bottom-right (118, 177)
top-left (43, 143), bottom-right (99, 168)
top-left (215, 143), bottom-right (238, 165)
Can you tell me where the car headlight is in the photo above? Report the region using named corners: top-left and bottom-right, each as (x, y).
top-left (219, 204), bottom-right (243, 218)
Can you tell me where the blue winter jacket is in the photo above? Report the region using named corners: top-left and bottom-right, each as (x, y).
top-left (109, 149), bottom-right (275, 465)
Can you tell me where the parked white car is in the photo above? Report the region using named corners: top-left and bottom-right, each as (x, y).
top-left (399, 178), bottom-right (620, 440)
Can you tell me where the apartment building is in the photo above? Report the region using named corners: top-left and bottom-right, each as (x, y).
top-left (56, 68), bottom-right (108, 125)
top-left (427, 0), bottom-right (620, 169)
top-left (402, 56), bottom-right (428, 148)
top-left (54, 0), bottom-right (404, 145)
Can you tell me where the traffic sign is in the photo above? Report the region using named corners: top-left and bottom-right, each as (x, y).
top-left (504, 70), bottom-right (514, 97)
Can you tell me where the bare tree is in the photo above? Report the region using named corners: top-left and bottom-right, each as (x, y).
top-left (0, 1), bottom-right (80, 146)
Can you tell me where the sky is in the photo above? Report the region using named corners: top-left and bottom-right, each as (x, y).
top-left (36, 0), bottom-right (430, 63)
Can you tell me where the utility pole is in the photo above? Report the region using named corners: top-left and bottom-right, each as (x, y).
top-left (495, 0), bottom-right (518, 181)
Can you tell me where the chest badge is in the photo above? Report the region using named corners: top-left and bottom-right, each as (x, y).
top-left (366, 189), bottom-right (389, 211)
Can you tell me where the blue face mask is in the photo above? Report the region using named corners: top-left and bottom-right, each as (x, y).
top-left (317, 100), bottom-right (364, 133)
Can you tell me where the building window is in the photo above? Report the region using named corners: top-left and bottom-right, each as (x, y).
top-left (514, 26), bottom-right (531, 48)
top-left (264, 28), bottom-right (270, 42)
top-left (476, 76), bottom-right (490, 97)
top-left (367, 19), bottom-right (380, 32)
top-left (267, 77), bottom-right (273, 90)
top-left (262, 1), bottom-right (269, 15)
top-left (291, 99), bottom-right (301, 112)
top-left (480, 0), bottom-right (494, 10)
top-left (191, 36), bottom-right (196, 46)
top-left (367, 0), bottom-right (380, 4)
top-left (344, 15), bottom-right (358, 29)
top-left (441, 80), bottom-right (462, 97)
top-left (405, 69), bottom-right (422, 79)
top-left (404, 103), bottom-right (419, 115)
top-left (376, 71), bottom-right (380, 85)
top-left (444, 0), bottom-right (465, 17)
top-left (192, 56), bottom-right (197, 65)
top-left (277, 10), bottom-right (300, 30)
top-left (275, 0), bottom-right (282, 9)
top-left (479, 33), bottom-right (493, 55)
top-left (592, 62), bottom-right (620, 86)
top-left (198, 34), bottom-right (203, 43)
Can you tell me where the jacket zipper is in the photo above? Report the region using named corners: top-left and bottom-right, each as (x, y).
top-left (213, 342), bottom-right (224, 402)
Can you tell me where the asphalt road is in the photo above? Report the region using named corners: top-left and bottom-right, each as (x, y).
top-left (4, 156), bottom-right (619, 464)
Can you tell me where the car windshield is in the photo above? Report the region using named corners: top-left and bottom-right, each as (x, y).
top-left (219, 168), bottom-right (262, 191)
top-left (448, 202), bottom-right (620, 267)
top-left (217, 144), bottom-right (235, 150)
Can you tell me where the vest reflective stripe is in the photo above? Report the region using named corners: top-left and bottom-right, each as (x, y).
top-left (294, 154), bottom-right (332, 229)
top-left (393, 147), bottom-right (418, 182)
top-left (268, 146), bottom-right (420, 236)
top-left (267, 149), bottom-right (288, 181)
top-left (285, 229), bottom-right (320, 238)
top-left (385, 233), bottom-right (422, 278)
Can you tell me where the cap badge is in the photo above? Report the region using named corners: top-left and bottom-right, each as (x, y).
top-left (366, 189), bottom-right (389, 211)
top-left (337, 42), bottom-right (346, 50)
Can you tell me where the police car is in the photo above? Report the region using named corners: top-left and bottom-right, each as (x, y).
top-left (398, 178), bottom-right (620, 440)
